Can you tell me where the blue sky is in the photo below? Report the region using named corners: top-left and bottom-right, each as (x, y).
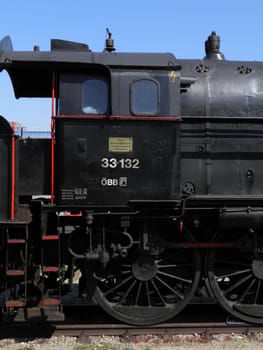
top-left (1, 0), bottom-right (263, 129)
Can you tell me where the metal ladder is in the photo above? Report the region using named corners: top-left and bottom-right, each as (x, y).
top-left (40, 232), bottom-right (62, 308)
top-left (4, 223), bottom-right (28, 309)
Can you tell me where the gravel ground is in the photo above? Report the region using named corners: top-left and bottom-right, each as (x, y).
top-left (1, 333), bottom-right (263, 350)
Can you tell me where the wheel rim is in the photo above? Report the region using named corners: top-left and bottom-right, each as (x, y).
top-left (87, 232), bottom-right (200, 325)
top-left (207, 230), bottom-right (263, 324)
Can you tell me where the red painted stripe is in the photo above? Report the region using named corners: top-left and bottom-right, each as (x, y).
top-left (174, 242), bottom-right (236, 249)
top-left (41, 298), bottom-right (60, 306)
top-left (42, 235), bottom-right (59, 241)
top-left (10, 122), bottom-right (16, 220)
top-left (54, 115), bottom-right (181, 121)
top-left (110, 116), bottom-right (180, 121)
top-left (6, 269), bottom-right (25, 276)
top-left (6, 300), bottom-right (25, 308)
top-left (51, 71), bottom-right (56, 203)
top-left (43, 266), bottom-right (59, 273)
top-left (7, 239), bottom-right (26, 244)
top-left (65, 210), bottom-right (82, 217)
top-left (51, 118), bottom-right (55, 204)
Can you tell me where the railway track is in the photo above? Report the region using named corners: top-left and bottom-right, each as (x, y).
top-left (53, 321), bottom-right (263, 337)
top-left (1, 320), bottom-right (263, 339)
top-left (1, 304), bottom-right (263, 338)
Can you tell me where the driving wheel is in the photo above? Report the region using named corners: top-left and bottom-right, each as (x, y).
top-left (87, 230), bottom-right (200, 325)
top-left (207, 230), bottom-right (263, 324)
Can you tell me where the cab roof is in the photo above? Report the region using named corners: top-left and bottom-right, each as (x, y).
top-left (0, 38), bottom-right (179, 98)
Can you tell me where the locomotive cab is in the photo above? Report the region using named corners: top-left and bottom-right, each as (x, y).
top-left (0, 38), bottom-right (182, 210)
top-left (55, 55), bottom-right (181, 208)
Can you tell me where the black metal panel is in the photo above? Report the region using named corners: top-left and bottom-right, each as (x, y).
top-left (55, 117), bottom-right (180, 207)
top-left (19, 139), bottom-right (51, 196)
top-left (180, 117), bottom-right (263, 196)
top-left (0, 139), bottom-right (11, 219)
top-left (51, 39), bottom-right (90, 51)
top-left (0, 116), bottom-right (12, 220)
top-left (179, 59), bottom-right (263, 118)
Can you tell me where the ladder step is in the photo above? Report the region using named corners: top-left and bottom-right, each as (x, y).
top-left (6, 269), bottom-right (25, 277)
top-left (6, 300), bottom-right (25, 308)
top-left (7, 239), bottom-right (26, 244)
top-left (42, 235), bottom-right (59, 241)
top-left (43, 266), bottom-right (59, 273)
top-left (41, 298), bottom-right (60, 306)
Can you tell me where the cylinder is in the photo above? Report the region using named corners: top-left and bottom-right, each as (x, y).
top-left (219, 209), bottom-right (263, 230)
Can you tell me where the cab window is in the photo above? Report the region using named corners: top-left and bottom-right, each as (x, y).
top-left (82, 79), bottom-right (108, 115)
top-left (130, 79), bottom-right (159, 115)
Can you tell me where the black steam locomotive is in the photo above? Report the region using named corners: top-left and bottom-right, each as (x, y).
top-left (0, 31), bottom-right (263, 325)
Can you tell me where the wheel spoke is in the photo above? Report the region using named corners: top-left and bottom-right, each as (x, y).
top-left (216, 268), bottom-right (251, 279)
top-left (237, 278), bottom-right (256, 303)
top-left (104, 275), bottom-right (133, 296)
top-left (119, 270), bottom-right (132, 275)
top-left (223, 274), bottom-right (253, 296)
top-left (157, 270), bottom-right (192, 284)
top-left (157, 263), bottom-right (193, 269)
top-left (118, 279), bottom-right (137, 305)
top-left (135, 281), bottom-right (142, 306)
top-left (146, 281), bottom-right (151, 306)
top-left (155, 276), bottom-right (184, 300)
top-left (151, 279), bottom-right (167, 306)
top-left (254, 280), bottom-right (262, 304)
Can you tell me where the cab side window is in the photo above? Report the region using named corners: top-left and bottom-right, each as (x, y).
top-left (59, 73), bottom-right (109, 115)
top-left (82, 79), bottom-right (109, 115)
top-left (130, 79), bottom-right (159, 115)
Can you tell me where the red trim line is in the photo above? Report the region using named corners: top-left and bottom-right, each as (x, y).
top-left (174, 242), bottom-right (236, 249)
top-left (51, 118), bottom-right (55, 203)
top-left (10, 122), bottom-right (16, 220)
top-left (42, 235), bottom-right (59, 241)
top-left (43, 266), bottom-right (59, 273)
top-left (6, 269), bottom-right (24, 277)
top-left (65, 210), bottom-right (82, 217)
top-left (40, 298), bottom-right (60, 306)
top-left (6, 300), bottom-right (25, 307)
top-left (54, 115), bottom-right (181, 121)
top-left (51, 71), bottom-right (56, 203)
